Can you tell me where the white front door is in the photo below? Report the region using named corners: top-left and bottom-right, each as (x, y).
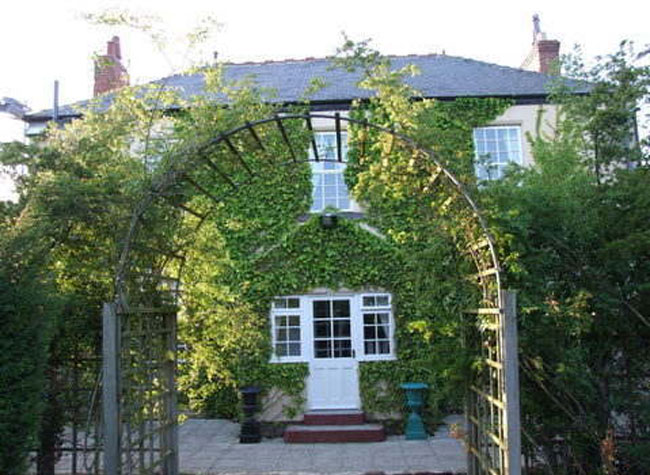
top-left (307, 297), bottom-right (360, 410)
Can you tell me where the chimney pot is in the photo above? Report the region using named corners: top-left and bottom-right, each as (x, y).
top-left (94, 36), bottom-right (129, 96)
top-left (520, 15), bottom-right (561, 74)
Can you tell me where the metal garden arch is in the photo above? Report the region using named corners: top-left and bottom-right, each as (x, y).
top-left (101, 113), bottom-right (521, 475)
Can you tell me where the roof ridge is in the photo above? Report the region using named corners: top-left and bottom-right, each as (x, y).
top-left (436, 53), bottom-right (558, 78)
top-left (217, 53), bottom-right (558, 79)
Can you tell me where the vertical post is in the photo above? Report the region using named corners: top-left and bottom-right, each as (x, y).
top-left (162, 311), bottom-right (179, 475)
top-left (71, 353), bottom-right (78, 474)
top-left (103, 302), bottom-right (120, 475)
top-left (501, 290), bottom-right (521, 475)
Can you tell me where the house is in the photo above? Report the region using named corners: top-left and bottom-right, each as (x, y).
top-left (22, 19), bottom-right (588, 443)
top-left (0, 97), bottom-right (28, 201)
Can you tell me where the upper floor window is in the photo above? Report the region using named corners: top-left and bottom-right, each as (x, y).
top-left (473, 126), bottom-right (523, 180)
top-left (310, 132), bottom-right (354, 212)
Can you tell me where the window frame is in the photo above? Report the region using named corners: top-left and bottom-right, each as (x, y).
top-left (269, 293), bottom-right (396, 363)
top-left (473, 125), bottom-right (523, 181)
top-left (359, 293), bottom-right (396, 361)
top-left (269, 296), bottom-right (305, 363)
top-left (309, 131), bottom-right (356, 212)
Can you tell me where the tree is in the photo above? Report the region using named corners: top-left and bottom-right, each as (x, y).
top-left (483, 43), bottom-right (650, 473)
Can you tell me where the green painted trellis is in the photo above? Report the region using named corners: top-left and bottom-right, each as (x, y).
top-left (101, 113), bottom-right (521, 474)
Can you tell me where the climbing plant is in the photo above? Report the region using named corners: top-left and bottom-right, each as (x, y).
top-left (175, 40), bottom-right (512, 428)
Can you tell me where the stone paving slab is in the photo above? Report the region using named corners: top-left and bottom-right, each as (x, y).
top-left (178, 417), bottom-right (467, 475)
top-left (44, 416), bottom-right (467, 474)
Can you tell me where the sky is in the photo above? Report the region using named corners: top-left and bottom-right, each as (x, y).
top-left (1, 0), bottom-right (649, 198)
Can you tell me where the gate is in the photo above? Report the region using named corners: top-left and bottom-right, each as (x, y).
top-left (102, 113), bottom-right (521, 474)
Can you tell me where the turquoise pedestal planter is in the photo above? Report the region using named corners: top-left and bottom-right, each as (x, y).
top-left (401, 382), bottom-right (429, 440)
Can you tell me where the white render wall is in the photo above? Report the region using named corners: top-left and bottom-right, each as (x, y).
top-left (313, 104), bottom-right (559, 168)
top-left (488, 103), bottom-right (559, 167)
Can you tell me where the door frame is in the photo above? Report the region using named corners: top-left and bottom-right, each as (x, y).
top-left (269, 291), bottom-right (396, 410)
top-left (305, 295), bottom-right (361, 410)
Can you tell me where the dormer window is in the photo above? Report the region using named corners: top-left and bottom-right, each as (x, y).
top-left (310, 132), bottom-right (354, 212)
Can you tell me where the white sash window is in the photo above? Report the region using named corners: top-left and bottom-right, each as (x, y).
top-left (473, 126), bottom-right (523, 180)
top-left (309, 132), bottom-right (354, 212)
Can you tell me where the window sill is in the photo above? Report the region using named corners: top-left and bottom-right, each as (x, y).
top-left (298, 211), bottom-right (365, 222)
top-left (269, 357), bottom-right (307, 364)
top-left (358, 355), bottom-right (397, 362)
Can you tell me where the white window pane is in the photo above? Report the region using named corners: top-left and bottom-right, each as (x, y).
top-left (289, 328), bottom-right (300, 340)
top-left (378, 312), bottom-right (390, 324)
top-left (365, 342), bottom-right (376, 354)
top-left (288, 315), bottom-right (300, 326)
top-left (379, 341), bottom-right (390, 354)
top-left (276, 329), bottom-right (287, 341)
top-left (312, 195), bottom-right (323, 212)
top-left (287, 298), bottom-right (300, 309)
top-left (274, 299), bottom-right (287, 309)
top-left (288, 343), bottom-right (301, 356)
top-left (276, 344), bottom-right (287, 356)
top-left (376, 296), bottom-right (389, 306)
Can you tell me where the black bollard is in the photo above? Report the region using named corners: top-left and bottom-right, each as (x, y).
top-left (239, 386), bottom-right (262, 443)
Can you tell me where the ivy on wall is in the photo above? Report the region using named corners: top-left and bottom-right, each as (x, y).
top-left (175, 44), bottom-right (512, 427)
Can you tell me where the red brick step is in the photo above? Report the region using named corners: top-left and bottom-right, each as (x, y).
top-left (283, 423), bottom-right (385, 443)
top-left (303, 409), bottom-right (365, 426)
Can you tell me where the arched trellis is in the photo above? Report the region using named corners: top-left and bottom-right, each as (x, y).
top-left (100, 113), bottom-right (521, 475)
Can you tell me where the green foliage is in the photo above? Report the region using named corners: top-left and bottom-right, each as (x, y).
top-left (176, 40), bottom-right (509, 424)
top-left (482, 45), bottom-right (650, 472)
top-left (550, 41), bottom-right (650, 182)
top-left (0, 210), bottom-right (61, 473)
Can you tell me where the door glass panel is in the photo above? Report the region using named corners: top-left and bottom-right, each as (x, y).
top-left (314, 340), bottom-right (332, 358)
top-left (314, 321), bottom-right (330, 337)
top-left (313, 299), bottom-right (352, 359)
top-left (333, 300), bottom-right (350, 317)
top-left (313, 300), bottom-right (330, 318)
top-left (333, 320), bottom-right (350, 337)
top-left (333, 340), bottom-right (352, 357)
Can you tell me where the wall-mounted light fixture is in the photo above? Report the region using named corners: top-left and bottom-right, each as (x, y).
top-left (320, 213), bottom-right (338, 229)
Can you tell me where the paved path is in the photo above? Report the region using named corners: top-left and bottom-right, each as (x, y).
top-left (45, 416), bottom-right (467, 474)
top-left (179, 417), bottom-right (467, 474)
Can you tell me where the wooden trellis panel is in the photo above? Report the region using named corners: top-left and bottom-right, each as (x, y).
top-left (103, 301), bottom-right (178, 474)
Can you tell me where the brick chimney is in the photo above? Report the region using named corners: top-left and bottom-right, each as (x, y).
top-left (94, 36), bottom-right (129, 96)
top-left (521, 14), bottom-right (561, 74)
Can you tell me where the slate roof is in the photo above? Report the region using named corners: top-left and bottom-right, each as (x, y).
top-left (25, 54), bottom-right (589, 121)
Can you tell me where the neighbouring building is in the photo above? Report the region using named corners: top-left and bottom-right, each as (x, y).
top-left (0, 97), bottom-right (28, 201)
